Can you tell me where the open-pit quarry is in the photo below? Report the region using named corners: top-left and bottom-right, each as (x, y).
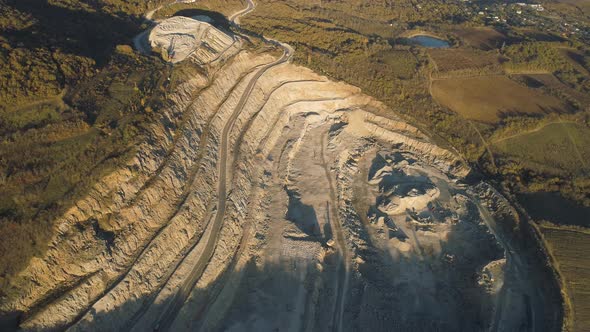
top-left (0, 4), bottom-right (563, 332)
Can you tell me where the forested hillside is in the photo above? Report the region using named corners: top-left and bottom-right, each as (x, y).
top-left (0, 0), bottom-right (168, 292)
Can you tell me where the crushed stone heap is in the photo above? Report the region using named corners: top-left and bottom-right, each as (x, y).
top-left (148, 16), bottom-right (235, 64)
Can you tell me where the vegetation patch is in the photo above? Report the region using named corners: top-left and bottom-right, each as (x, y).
top-left (502, 42), bottom-right (590, 93)
top-left (370, 49), bottom-right (419, 80)
top-left (151, 0), bottom-right (244, 25)
top-left (561, 48), bottom-right (590, 76)
top-left (553, 0), bottom-right (590, 17)
top-left (512, 73), bottom-right (590, 108)
top-left (503, 42), bottom-right (572, 73)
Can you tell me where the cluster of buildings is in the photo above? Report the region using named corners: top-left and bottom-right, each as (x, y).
top-left (410, 0), bottom-right (590, 43)
top-left (469, 1), bottom-right (589, 43)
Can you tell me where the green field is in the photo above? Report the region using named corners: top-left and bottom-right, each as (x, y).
top-left (492, 122), bottom-right (590, 174)
top-left (540, 225), bottom-right (590, 332)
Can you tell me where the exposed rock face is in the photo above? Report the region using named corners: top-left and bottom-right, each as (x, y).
top-left (1, 18), bottom-right (562, 332)
top-left (149, 16), bottom-right (237, 64)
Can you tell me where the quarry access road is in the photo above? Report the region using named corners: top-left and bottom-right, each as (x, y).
top-left (320, 133), bottom-right (350, 332)
top-left (149, 51), bottom-right (291, 332)
top-left (229, 0), bottom-right (255, 23)
top-left (475, 199), bottom-right (546, 332)
top-left (146, 5), bottom-right (292, 331)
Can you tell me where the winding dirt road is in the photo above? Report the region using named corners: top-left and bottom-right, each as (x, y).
top-left (134, 2), bottom-right (293, 330)
top-left (320, 134), bottom-right (351, 332)
top-left (147, 51), bottom-right (291, 332)
top-left (229, 0), bottom-right (255, 24)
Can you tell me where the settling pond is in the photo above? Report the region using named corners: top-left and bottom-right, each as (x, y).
top-left (407, 35), bottom-right (450, 48)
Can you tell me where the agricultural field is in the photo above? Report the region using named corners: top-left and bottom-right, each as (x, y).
top-left (452, 26), bottom-right (508, 50)
top-left (431, 75), bottom-right (567, 122)
top-left (428, 48), bottom-right (504, 76)
top-left (539, 224), bottom-right (590, 332)
top-left (492, 122), bottom-right (590, 174)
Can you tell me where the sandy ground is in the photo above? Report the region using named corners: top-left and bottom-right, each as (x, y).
top-left (202, 111), bottom-right (523, 331)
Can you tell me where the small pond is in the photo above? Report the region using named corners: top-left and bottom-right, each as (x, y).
top-left (407, 35), bottom-right (450, 48)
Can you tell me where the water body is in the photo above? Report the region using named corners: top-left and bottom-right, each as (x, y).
top-left (408, 35), bottom-right (450, 48)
